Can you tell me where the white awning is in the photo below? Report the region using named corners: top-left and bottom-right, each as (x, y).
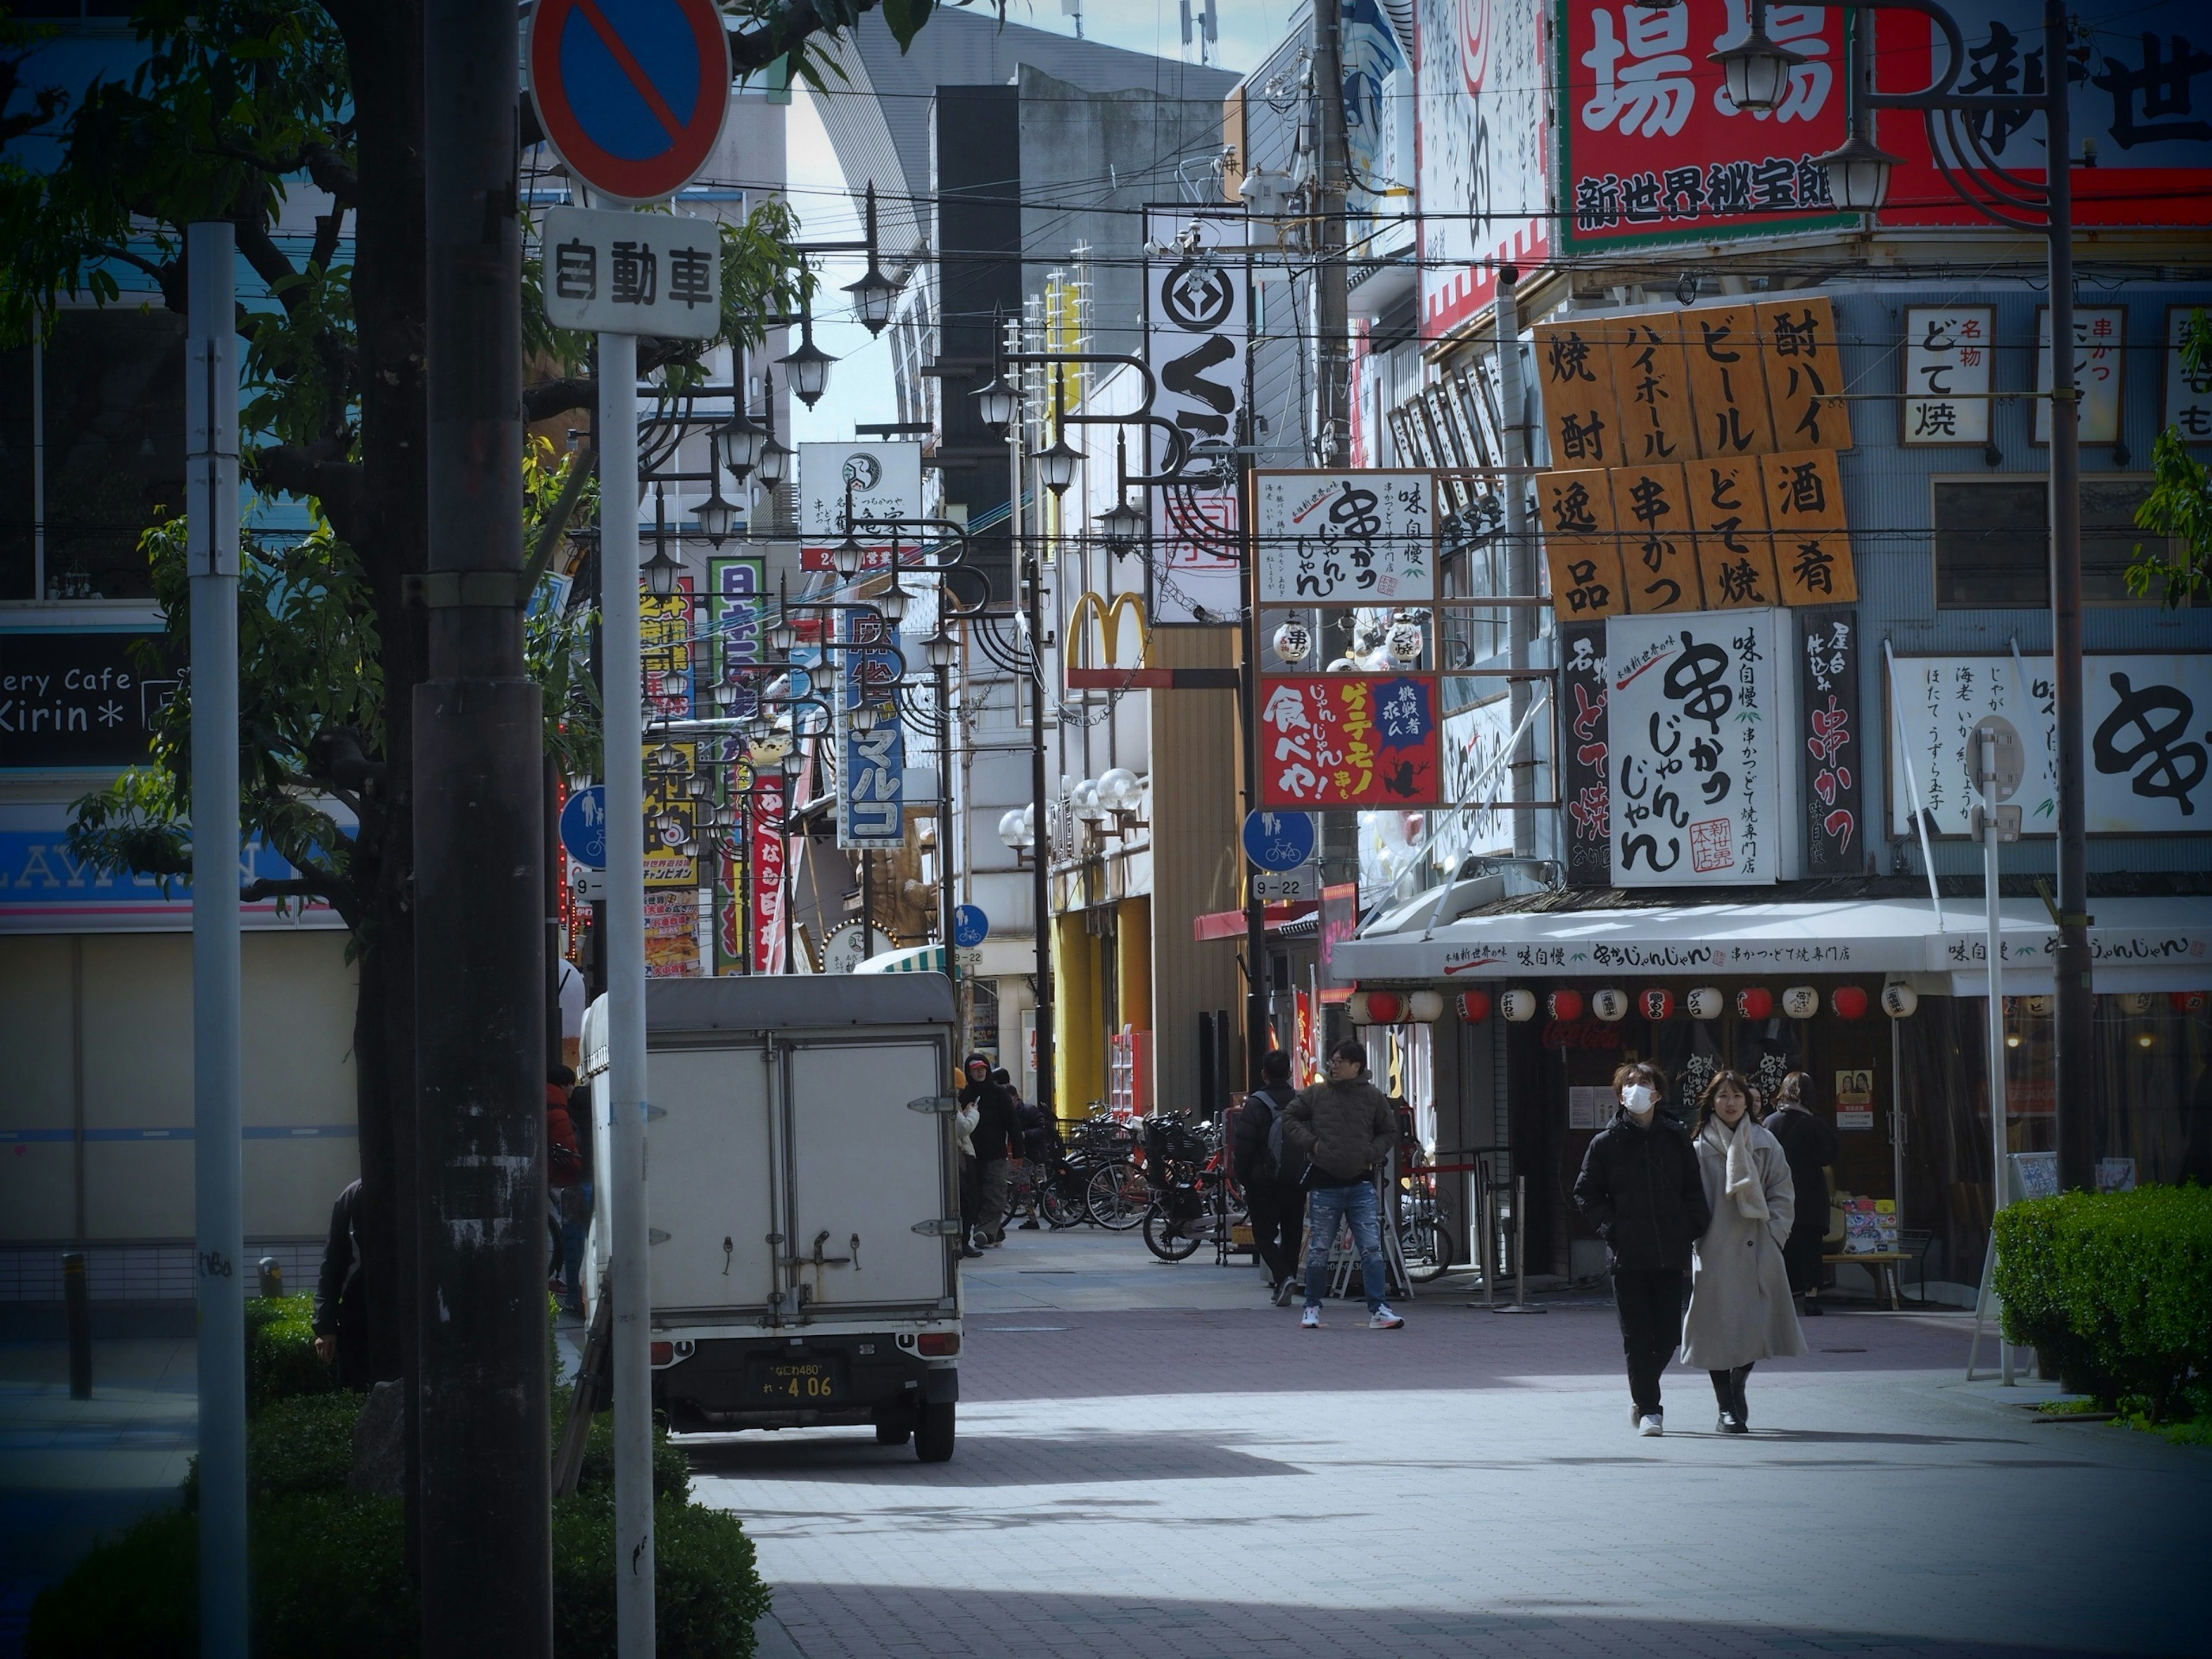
top-left (852, 943), bottom-right (947, 975)
top-left (1330, 893), bottom-right (2212, 994)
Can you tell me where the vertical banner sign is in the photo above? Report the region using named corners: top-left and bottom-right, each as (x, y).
top-left (1901, 305), bottom-right (1995, 445)
top-left (1145, 204), bottom-right (1248, 626)
top-left (2166, 305), bottom-right (2212, 448)
top-left (714, 839), bottom-right (745, 976)
top-left (1317, 880), bottom-right (1361, 991)
top-left (1259, 675), bottom-right (1442, 808)
top-left (709, 555), bottom-right (766, 717)
top-left (1557, 0), bottom-right (1847, 250)
top-left (1252, 471), bottom-right (1437, 605)
top-left (1607, 607), bottom-right (1780, 887)
top-left (835, 608), bottom-right (904, 848)
top-left (1796, 607), bottom-right (1862, 877)
top-left (1436, 696), bottom-right (1518, 868)
top-left (1415, 0), bottom-right (1548, 335)
top-left (2036, 306), bottom-right (2128, 445)
top-left (641, 574), bottom-right (694, 715)
top-left (1559, 621), bottom-right (1612, 888)
top-left (752, 775), bottom-right (787, 974)
top-left (643, 740), bottom-right (698, 890)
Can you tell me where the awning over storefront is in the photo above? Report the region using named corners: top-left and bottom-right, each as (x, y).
top-left (1331, 893), bottom-right (2212, 994)
top-left (853, 944), bottom-right (947, 975)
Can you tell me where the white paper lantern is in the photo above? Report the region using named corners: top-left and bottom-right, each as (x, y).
top-left (1880, 981), bottom-right (1920, 1018)
top-left (1345, 991), bottom-right (1371, 1025)
top-left (1407, 990), bottom-right (1445, 1023)
top-left (1272, 619), bottom-right (1313, 665)
top-left (1781, 985), bottom-right (1819, 1020)
top-left (2022, 994), bottom-right (2053, 1018)
top-left (2116, 991), bottom-right (2156, 1016)
top-left (1685, 986), bottom-right (1724, 1021)
top-left (1500, 988), bottom-right (1537, 1022)
top-left (1384, 619), bottom-right (1426, 665)
top-left (1590, 987), bottom-right (1628, 1022)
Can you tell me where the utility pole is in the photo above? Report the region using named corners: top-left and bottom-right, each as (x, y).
top-left (415, 2), bottom-right (552, 1654)
top-left (1312, 1), bottom-right (1350, 468)
top-left (1496, 268), bottom-right (1537, 858)
top-left (186, 218), bottom-right (245, 1659)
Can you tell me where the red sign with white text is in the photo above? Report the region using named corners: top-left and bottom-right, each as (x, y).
top-left (1258, 675), bottom-right (1442, 809)
top-left (751, 777), bottom-right (786, 975)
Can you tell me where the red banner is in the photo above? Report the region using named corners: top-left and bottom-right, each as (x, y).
top-left (1258, 674), bottom-right (1442, 808)
top-left (751, 778), bottom-right (786, 975)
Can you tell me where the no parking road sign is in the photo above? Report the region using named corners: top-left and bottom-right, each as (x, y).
top-left (528, 0), bottom-right (732, 205)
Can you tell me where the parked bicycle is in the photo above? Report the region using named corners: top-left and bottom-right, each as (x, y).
top-left (1137, 1112), bottom-right (1242, 1262)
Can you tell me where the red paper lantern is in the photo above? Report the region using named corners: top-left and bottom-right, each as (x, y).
top-left (1832, 984), bottom-right (1869, 1021)
top-left (1364, 990), bottom-right (1405, 1024)
top-left (1640, 988), bottom-right (1675, 1022)
top-left (1736, 986), bottom-right (1774, 1021)
top-left (1457, 990), bottom-right (1491, 1023)
top-left (1547, 988), bottom-right (1585, 1022)
top-left (2171, 990), bottom-right (2207, 1015)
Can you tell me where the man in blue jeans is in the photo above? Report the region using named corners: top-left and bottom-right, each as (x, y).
top-left (1281, 1039), bottom-right (1404, 1330)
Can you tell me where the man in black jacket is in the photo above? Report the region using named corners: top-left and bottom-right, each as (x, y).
top-left (1233, 1051), bottom-right (1305, 1304)
top-left (312, 1178), bottom-right (371, 1389)
top-left (960, 1053), bottom-right (1023, 1247)
top-left (1282, 1040), bottom-right (1404, 1330)
top-left (1763, 1071), bottom-right (1841, 1315)
top-left (1573, 1063), bottom-right (1711, 1435)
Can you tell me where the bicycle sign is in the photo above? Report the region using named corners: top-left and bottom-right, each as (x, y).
top-left (1242, 809), bottom-right (1317, 873)
top-left (559, 785), bottom-right (608, 869)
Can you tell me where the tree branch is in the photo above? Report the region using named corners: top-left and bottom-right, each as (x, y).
top-left (303, 143), bottom-right (359, 207)
top-left (525, 377), bottom-right (595, 422)
top-left (93, 243), bottom-right (185, 312)
top-left (252, 446), bottom-right (365, 525)
top-left (232, 211), bottom-right (304, 312)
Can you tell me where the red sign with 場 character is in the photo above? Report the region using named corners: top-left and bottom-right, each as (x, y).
top-left (1259, 675), bottom-right (1442, 809)
top-left (1558, 0), bottom-right (1849, 250)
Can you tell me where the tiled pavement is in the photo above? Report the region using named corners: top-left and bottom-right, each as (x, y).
top-left (695, 1228), bottom-right (2212, 1659)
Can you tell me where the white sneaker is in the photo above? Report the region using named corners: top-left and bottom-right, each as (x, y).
top-left (1300, 1306), bottom-right (1321, 1330)
top-left (1368, 1305), bottom-right (1404, 1330)
top-left (1637, 1414), bottom-right (1665, 1437)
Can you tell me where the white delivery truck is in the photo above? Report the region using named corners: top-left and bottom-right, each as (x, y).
top-left (578, 974), bottom-right (964, 1461)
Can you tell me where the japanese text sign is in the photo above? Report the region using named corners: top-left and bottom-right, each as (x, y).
top-left (643, 739), bottom-right (698, 890)
top-left (1796, 607), bottom-right (1862, 877)
top-left (799, 442), bottom-right (923, 572)
top-left (1888, 653), bottom-right (2212, 836)
top-left (540, 207), bottom-right (721, 338)
top-left (1253, 471), bottom-right (1436, 605)
top-left (752, 774), bottom-right (787, 974)
top-left (1902, 306), bottom-right (1995, 445)
top-left (1147, 205), bottom-right (1248, 625)
top-left (1559, 623), bottom-right (1614, 887)
top-left (836, 609), bottom-right (905, 849)
top-left (1259, 675), bottom-right (1442, 808)
top-left (2036, 306), bottom-right (2127, 445)
top-left (1608, 608), bottom-right (1782, 886)
top-left (2165, 306), bottom-right (2212, 449)
top-left (1558, 0), bottom-right (1848, 249)
top-left (641, 575), bottom-right (694, 717)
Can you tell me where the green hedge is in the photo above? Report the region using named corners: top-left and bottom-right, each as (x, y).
top-left (1993, 1183), bottom-right (2212, 1421)
top-left (244, 1294), bottom-right (339, 1415)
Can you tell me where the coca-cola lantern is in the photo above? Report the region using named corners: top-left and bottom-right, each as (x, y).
top-left (1457, 990), bottom-right (1492, 1023)
top-left (1781, 985), bottom-right (1819, 1020)
top-left (1591, 988), bottom-right (1629, 1022)
top-left (2171, 990), bottom-right (2207, 1015)
top-left (1501, 988), bottom-right (1537, 1022)
top-left (1685, 986), bottom-right (1724, 1021)
top-left (1876, 982), bottom-right (1915, 1018)
top-left (1736, 987), bottom-right (1774, 1021)
top-left (1639, 988), bottom-right (1675, 1021)
top-left (1407, 990), bottom-right (1444, 1023)
top-left (1547, 988), bottom-right (1585, 1022)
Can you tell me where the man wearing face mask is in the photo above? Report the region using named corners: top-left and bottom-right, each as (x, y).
top-left (1573, 1061), bottom-right (1712, 1435)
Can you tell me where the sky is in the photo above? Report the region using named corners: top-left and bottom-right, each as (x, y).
top-left (785, 1), bottom-right (1304, 446)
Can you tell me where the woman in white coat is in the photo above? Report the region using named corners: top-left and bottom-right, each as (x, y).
top-left (1679, 1070), bottom-right (1805, 1433)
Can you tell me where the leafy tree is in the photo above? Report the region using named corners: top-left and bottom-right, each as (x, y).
top-left (0, 0), bottom-right (950, 1402)
top-left (2129, 309), bottom-right (2212, 608)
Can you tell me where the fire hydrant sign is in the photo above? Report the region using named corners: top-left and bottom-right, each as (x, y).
top-left (540, 206), bottom-right (721, 339)
top-left (1258, 675), bottom-right (1442, 808)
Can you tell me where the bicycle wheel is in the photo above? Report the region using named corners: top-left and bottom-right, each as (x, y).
top-left (1039, 1179), bottom-right (1086, 1230)
top-left (1142, 1208), bottom-right (1203, 1262)
top-left (1400, 1216), bottom-right (1452, 1284)
top-left (1085, 1161), bottom-right (1150, 1230)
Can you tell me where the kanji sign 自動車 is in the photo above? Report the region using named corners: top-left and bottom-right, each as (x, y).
top-left (1259, 675), bottom-right (1441, 809)
top-left (540, 207), bottom-right (721, 339)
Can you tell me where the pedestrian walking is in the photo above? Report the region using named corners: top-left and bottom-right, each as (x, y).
top-left (1680, 1069), bottom-right (1806, 1434)
top-left (546, 1066), bottom-right (590, 1315)
top-left (1573, 1062), bottom-right (1711, 1437)
top-left (1233, 1050), bottom-right (1307, 1305)
top-left (1761, 1071), bottom-right (1840, 1316)
top-left (953, 1091), bottom-right (984, 1260)
top-left (1281, 1040), bottom-right (1403, 1330)
top-left (959, 1054), bottom-right (1022, 1247)
top-left (312, 1177), bottom-right (371, 1389)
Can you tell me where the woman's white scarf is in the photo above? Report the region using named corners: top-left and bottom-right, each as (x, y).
top-left (1702, 1116), bottom-right (1768, 1221)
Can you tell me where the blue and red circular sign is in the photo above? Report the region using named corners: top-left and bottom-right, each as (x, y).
top-left (528, 0), bottom-right (730, 206)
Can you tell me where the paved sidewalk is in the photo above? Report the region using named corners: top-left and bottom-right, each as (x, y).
top-left (690, 1227), bottom-right (2212, 1659)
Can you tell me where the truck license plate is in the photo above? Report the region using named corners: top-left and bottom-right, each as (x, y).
top-left (745, 1356), bottom-right (847, 1404)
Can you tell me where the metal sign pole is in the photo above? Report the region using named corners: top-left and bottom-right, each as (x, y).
top-left (599, 329), bottom-right (655, 1657)
top-left (1980, 728), bottom-right (2013, 1385)
top-left (187, 218), bottom-right (245, 1659)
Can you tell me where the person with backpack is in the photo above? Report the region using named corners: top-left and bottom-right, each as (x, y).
top-left (1573, 1061), bottom-right (1712, 1437)
top-left (1233, 1050), bottom-right (1306, 1304)
top-left (1761, 1071), bottom-right (1840, 1316)
top-left (1281, 1040), bottom-right (1405, 1330)
top-left (960, 1053), bottom-right (1022, 1247)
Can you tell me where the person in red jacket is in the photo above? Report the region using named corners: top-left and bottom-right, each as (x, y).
top-left (547, 1066), bottom-right (588, 1309)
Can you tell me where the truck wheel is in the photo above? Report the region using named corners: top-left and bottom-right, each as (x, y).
top-left (874, 1416), bottom-right (911, 1447)
top-left (914, 1401), bottom-right (955, 1462)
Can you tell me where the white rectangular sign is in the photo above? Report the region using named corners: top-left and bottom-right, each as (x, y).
top-left (1608, 608), bottom-right (1782, 887)
top-left (1901, 305), bottom-right (1994, 446)
top-left (2036, 305), bottom-right (2126, 446)
top-left (540, 207), bottom-right (721, 339)
top-left (2165, 304), bottom-right (2212, 449)
top-left (1253, 471), bottom-right (1436, 606)
top-left (1887, 653), bottom-right (2212, 836)
top-left (1146, 205), bottom-right (1247, 626)
top-left (1435, 694), bottom-right (1517, 868)
top-left (1251, 868), bottom-right (1316, 903)
top-left (798, 441), bottom-right (925, 572)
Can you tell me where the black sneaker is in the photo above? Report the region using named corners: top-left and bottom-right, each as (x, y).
top-left (1803, 1297), bottom-right (1824, 1316)
top-left (1717, 1411), bottom-right (1748, 1435)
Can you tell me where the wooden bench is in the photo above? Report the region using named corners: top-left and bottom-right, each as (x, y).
top-left (1824, 1251), bottom-right (1911, 1310)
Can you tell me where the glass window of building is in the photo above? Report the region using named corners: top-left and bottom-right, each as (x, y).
top-left (1933, 475), bottom-right (2175, 608)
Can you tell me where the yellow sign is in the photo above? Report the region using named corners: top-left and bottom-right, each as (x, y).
top-left (1067, 590), bottom-right (1150, 684)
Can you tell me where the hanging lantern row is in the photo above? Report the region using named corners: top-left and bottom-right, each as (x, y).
top-left (1345, 988), bottom-right (1444, 1025)
top-left (2113, 990), bottom-right (2211, 1016)
top-left (1441, 983), bottom-right (1905, 1023)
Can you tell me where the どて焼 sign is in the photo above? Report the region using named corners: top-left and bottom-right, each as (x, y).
top-left (1252, 471), bottom-right (1437, 606)
top-left (540, 207), bottom-right (722, 338)
top-left (1259, 675), bottom-right (1441, 809)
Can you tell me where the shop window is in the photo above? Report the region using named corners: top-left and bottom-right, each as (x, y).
top-left (1931, 476), bottom-right (2173, 608)
top-left (0, 344), bottom-right (30, 599)
top-left (41, 309), bottom-right (187, 601)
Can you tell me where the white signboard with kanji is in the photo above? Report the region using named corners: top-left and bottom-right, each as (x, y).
top-left (540, 207), bottom-right (721, 339)
top-left (798, 441), bottom-right (924, 573)
top-left (2165, 305), bottom-right (2212, 450)
top-left (1253, 471), bottom-right (1436, 606)
top-left (1146, 206), bottom-right (1248, 626)
top-left (1607, 607), bottom-right (1786, 887)
top-left (1901, 305), bottom-right (1994, 445)
top-left (2035, 305), bottom-right (2126, 446)
top-left (1888, 653), bottom-right (2212, 837)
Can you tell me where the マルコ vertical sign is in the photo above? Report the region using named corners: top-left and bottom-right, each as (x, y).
top-left (1145, 205), bottom-right (1247, 625)
top-left (1796, 607), bottom-right (1862, 877)
top-left (1558, 621), bottom-right (1612, 888)
top-left (1557, 0), bottom-right (1847, 250)
top-left (835, 608), bottom-right (904, 849)
top-left (1607, 607), bottom-right (1781, 885)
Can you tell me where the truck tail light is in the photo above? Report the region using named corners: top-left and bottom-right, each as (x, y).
top-left (916, 1332), bottom-right (960, 1358)
top-left (649, 1342), bottom-right (673, 1366)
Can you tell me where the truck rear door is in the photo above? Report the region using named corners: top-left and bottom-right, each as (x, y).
top-left (646, 1043), bottom-right (779, 1318)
